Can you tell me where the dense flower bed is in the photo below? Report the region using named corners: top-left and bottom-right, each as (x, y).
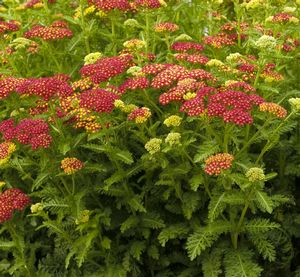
top-left (0, 0), bottom-right (300, 276)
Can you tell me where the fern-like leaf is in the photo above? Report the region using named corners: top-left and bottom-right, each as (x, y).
top-left (224, 248), bottom-right (263, 277)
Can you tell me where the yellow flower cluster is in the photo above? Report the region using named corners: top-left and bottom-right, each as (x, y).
top-left (163, 115), bottom-right (182, 127)
top-left (165, 132), bottom-right (181, 146)
top-left (245, 168), bottom-right (265, 182)
top-left (145, 138), bottom-right (162, 155)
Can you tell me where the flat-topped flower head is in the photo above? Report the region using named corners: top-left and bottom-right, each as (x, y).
top-left (88, 0), bottom-right (131, 12)
top-left (288, 98), bottom-right (300, 112)
top-left (123, 39), bottom-right (146, 50)
top-left (259, 102), bottom-right (287, 118)
top-left (24, 21), bottom-right (73, 40)
top-left (154, 22), bottom-right (179, 33)
top-left (163, 115), bottom-right (182, 127)
top-left (0, 20), bottom-right (20, 34)
top-left (165, 132), bottom-right (181, 146)
top-left (145, 138), bottom-right (162, 155)
top-left (246, 167), bottom-right (265, 182)
top-left (205, 153), bottom-right (234, 176)
top-left (0, 188), bottom-right (30, 223)
top-left (0, 142), bottom-right (16, 166)
top-left (61, 157), bottom-right (84, 175)
top-left (128, 107), bottom-right (151, 123)
top-left (84, 52), bottom-right (103, 65)
top-left (255, 35), bottom-right (277, 50)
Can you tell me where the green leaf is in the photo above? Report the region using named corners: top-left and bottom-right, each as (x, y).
top-left (208, 192), bottom-right (226, 222)
top-left (224, 249), bottom-right (263, 277)
top-left (249, 234), bottom-right (276, 262)
top-left (128, 195), bottom-right (146, 212)
top-left (158, 224), bottom-right (189, 247)
top-left (32, 172), bottom-right (50, 191)
top-left (186, 229), bottom-right (219, 261)
top-left (242, 218), bottom-right (280, 233)
top-left (194, 141), bottom-right (219, 163)
top-left (254, 190), bottom-right (274, 213)
top-left (202, 249), bottom-right (223, 277)
top-left (114, 150), bottom-right (134, 164)
top-left (130, 241), bottom-right (146, 261)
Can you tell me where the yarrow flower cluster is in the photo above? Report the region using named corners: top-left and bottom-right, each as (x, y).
top-left (245, 167), bottom-right (265, 182)
top-left (119, 76), bottom-right (149, 93)
top-left (61, 157), bottom-right (84, 175)
top-left (15, 76), bottom-right (73, 101)
top-left (289, 98), bottom-right (300, 112)
top-left (80, 55), bottom-right (132, 84)
top-left (0, 142), bottom-right (16, 165)
top-left (0, 77), bottom-right (25, 99)
top-left (163, 115), bottom-right (182, 127)
top-left (0, 118), bottom-right (52, 150)
top-left (24, 21), bottom-right (73, 40)
top-left (205, 153), bottom-right (234, 176)
top-left (255, 35), bottom-right (277, 50)
top-left (165, 132), bottom-right (181, 146)
top-left (0, 20), bottom-right (20, 34)
top-left (259, 102), bottom-right (287, 118)
top-left (145, 138), bottom-right (162, 155)
top-left (171, 42), bottom-right (204, 52)
top-left (128, 107), bottom-right (151, 123)
top-left (0, 188), bottom-right (30, 223)
top-left (154, 22), bottom-right (179, 33)
top-left (84, 52), bottom-right (103, 65)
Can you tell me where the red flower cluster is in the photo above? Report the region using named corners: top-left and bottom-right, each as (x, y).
top-left (174, 53), bottom-right (209, 65)
top-left (88, 0), bottom-right (131, 11)
top-left (128, 107), bottom-right (151, 123)
top-left (24, 21), bottom-right (72, 40)
top-left (159, 78), bottom-right (205, 105)
top-left (0, 188), bottom-right (30, 223)
top-left (0, 77), bottom-right (25, 99)
top-left (133, 0), bottom-right (164, 9)
top-left (142, 63), bottom-right (169, 75)
top-left (222, 81), bottom-right (256, 93)
top-left (282, 38), bottom-right (299, 52)
top-left (0, 118), bottom-right (52, 149)
top-left (151, 65), bottom-right (189, 88)
top-left (119, 76), bottom-right (149, 93)
top-left (0, 20), bottom-right (20, 34)
top-left (171, 42), bottom-right (204, 52)
top-left (79, 89), bottom-right (119, 113)
top-left (80, 55), bottom-right (132, 84)
top-left (25, 0), bottom-right (56, 8)
top-left (203, 33), bottom-right (236, 48)
top-left (272, 13), bottom-right (296, 23)
top-left (154, 22), bottom-right (179, 33)
top-left (180, 87), bottom-right (265, 125)
top-left (205, 153), bottom-right (234, 176)
top-left (16, 76), bottom-right (73, 101)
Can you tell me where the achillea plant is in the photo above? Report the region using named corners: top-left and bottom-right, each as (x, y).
top-left (0, 0), bottom-right (300, 276)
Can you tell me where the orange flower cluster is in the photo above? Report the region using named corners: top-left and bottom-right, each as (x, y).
top-left (205, 153), bottom-right (234, 176)
top-left (259, 102), bottom-right (287, 118)
top-left (61, 158), bottom-right (84, 175)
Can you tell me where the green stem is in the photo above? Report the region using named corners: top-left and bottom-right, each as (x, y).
top-left (111, 19), bottom-right (117, 55)
top-left (232, 189), bottom-right (255, 249)
top-left (60, 177), bottom-right (71, 194)
top-left (80, 0), bottom-right (91, 54)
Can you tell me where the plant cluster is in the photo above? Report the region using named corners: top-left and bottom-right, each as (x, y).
top-left (0, 0), bottom-right (300, 276)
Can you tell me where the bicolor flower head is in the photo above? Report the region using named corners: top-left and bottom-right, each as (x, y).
top-left (205, 153), bottom-right (234, 176)
top-left (61, 157), bottom-right (84, 175)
